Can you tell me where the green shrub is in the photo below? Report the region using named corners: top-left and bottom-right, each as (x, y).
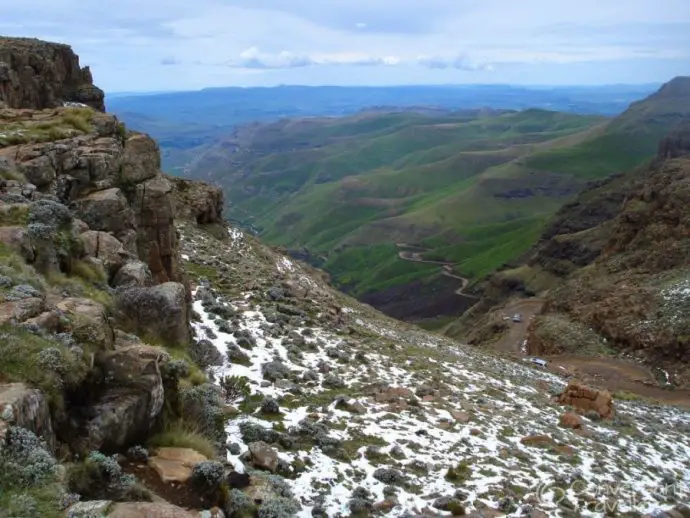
top-left (66, 451), bottom-right (151, 502)
top-left (220, 375), bottom-right (251, 401)
top-left (224, 488), bottom-right (256, 518)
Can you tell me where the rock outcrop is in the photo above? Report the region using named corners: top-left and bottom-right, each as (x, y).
top-left (557, 381), bottom-right (614, 419)
top-left (168, 176), bottom-right (224, 225)
top-left (0, 37), bottom-right (105, 111)
top-left (0, 383), bottom-right (55, 451)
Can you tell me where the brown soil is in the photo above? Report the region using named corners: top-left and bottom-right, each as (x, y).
top-left (121, 460), bottom-right (218, 511)
top-left (491, 298), bottom-right (545, 353)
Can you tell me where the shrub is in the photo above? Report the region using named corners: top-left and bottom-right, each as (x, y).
top-left (190, 460), bottom-right (225, 492)
top-left (126, 445), bottom-right (149, 462)
top-left (224, 488), bottom-right (256, 518)
top-left (261, 361), bottom-right (290, 382)
top-left (179, 384), bottom-right (226, 444)
top-left (148, 420), bottom-right (217, 459)
top-left (373, 467), bottom-right (406, 486)
top-left (257, 497), bottom-right (301, 518)
top-left (0, 427), bottom-right (59, 488)
top-left (66, 451), bottom-right (151, 502)
top-left (220, 375), bottom-right (251, 402)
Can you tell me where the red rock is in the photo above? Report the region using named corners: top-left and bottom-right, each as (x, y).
top-left (557, 381), bottom-right (614, 419)
top-left (559, 411), bottom-right (584, 429)
top-left (451, 410), bottom-right (471, 423)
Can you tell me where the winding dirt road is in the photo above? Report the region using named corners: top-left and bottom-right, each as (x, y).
top-left (395, 243), bottom-right (475, 297)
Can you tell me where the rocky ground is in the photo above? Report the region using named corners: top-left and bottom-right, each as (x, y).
top-left (178, 219), bottom-right (690, 517)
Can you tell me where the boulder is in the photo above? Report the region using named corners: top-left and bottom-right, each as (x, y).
top-left (148, 447), bottom-right (208, 484)
top-left (120, 133), bottom-right (160, 184)
top-left (116, 282), bottom-right (191, 346)
top-left (66, 500), bottom-right (113, 517)
top-left (112, 260), bottom-right (153, 288)
top-left (557, 381), bottom-right (614, 419)
top-left (169, 176), bottom-right (224, 225)
top-left (248, 441), bottom-right (279, 472)
top-left (0, 226), bottom-right (34, 261)
top-left (0, 297), bottom-right (45, 325)
top-left (73, 344), bottom-right (166, 452)
top-left (57, 297), bottom-right (114, 350)
top-left (71, 187), bottom-right (135, 240)
top-left (559, 411), bottom-right (584, 429)
top-left (108, 502), bottom-right (197, 518)
top-left (0, 383), bottom-right (55, 452)
top-left (451, 410), bottom-right (471, 423)
top-left (80, 230), bottom-right (129, 276)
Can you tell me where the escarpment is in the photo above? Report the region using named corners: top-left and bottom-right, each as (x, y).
top-left (0, 37), bottom-right (105, 111)
top-left (0, 37), bottom-right (230, 516)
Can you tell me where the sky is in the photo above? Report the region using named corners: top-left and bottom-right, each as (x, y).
top-left (2, 0), bottom-right (689, 92)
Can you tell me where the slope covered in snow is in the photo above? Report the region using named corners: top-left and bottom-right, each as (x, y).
top-left (180, 221), bottom-right (690, 517)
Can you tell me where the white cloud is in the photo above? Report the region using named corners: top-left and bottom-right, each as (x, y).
top-left (0, 0), bottom-right (688, 90)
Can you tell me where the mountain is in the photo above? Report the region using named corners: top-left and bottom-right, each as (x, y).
top-left (108, 84), bottom-right (658, 173)
top-left (3, 36), bottom-right (690, 518)
top-left (180, 78), bottom-right (689, 326)
top-left (450, 121), bottom-right (690, 387)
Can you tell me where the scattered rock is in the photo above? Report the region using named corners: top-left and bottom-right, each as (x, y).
top-left (557, 381), bottom-right (614, 419)
top-left (559, 411), bottom-right (584, 429)
top-left (248, 441), bottom-right (280, 472)
top-left (147, 447), bottom-right (208, 484)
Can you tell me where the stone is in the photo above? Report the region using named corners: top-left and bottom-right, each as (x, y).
top-left (148, 447), bottom-right (208, 484)
top-left (0, 383), bottom-right (55, 452)
top-left (67, 500), bottom-right (113, 517)
top-left (169, 176), bottom-right (224, 225)
top-left (116, 282), bottom-right (191, 346)
top-left (57, 297), bottom-right (114, 350)
top-left (112, 260), bottom-right (153, 288)
top-left (520, 435), bottom-right (556, 448)
top-left (80, 230), bottom-right (129, 276)
top-left (248, 441), bottom-right (279, 472)
top-left (108, 502), bottom-right (197, 518)
top-left (557, 381), bottom-right (614, 419)
top-left (121, 133), bottom-right (160, 184)
top-left (451, 410), bottom-right (471, 423)
top-left (70, 344), bottom-right (166, 452)
top-left (71, 187), bottom-right (135, 238)
top-left (559, 411), bottom-right (584, 429)
top-left (0, 226), bottom-right (34, 261)
top-left (0, 297), bottom-right (45, 325)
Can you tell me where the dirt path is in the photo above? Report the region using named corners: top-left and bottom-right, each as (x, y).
top-left (395, 243), bottom-right (476, 297)
top-left (491, 298), bottom-right (545, 353)
top-left (544, 355), bottom-right (690, 409)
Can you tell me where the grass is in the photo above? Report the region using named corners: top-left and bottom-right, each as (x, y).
top-left (46, 271), bottom-right (113, 308)
top-left (0, 483), bottom-right (65, 518)
top-left (0, 325), bottom-right (89, 409)
top-left (0, 107), bottom-right (94, 147)
top-left (148, 419), bottom-right (217, 459)
top-left (0, 202), bottom-right (29, 226)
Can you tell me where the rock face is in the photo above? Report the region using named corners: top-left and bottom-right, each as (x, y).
top-left (169, 176), bottom-right (224, 225)
top-left (0, 383), bottom-right (55, 451)
top-left (557, 381), bottom-right (614, 419)
top-left (0, 37), bottom-right (105, 111)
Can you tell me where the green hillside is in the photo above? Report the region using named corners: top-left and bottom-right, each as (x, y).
top-left (185, 78), bottom-right (690, 321)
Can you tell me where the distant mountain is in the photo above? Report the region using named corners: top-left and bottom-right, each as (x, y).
top-left (177, 77), bottom-right (689, 324)
top-left (108, 84), bottom-right (658, 173)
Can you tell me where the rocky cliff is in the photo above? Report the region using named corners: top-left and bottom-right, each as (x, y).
top-left (0, 37), bottom-right (105, 111)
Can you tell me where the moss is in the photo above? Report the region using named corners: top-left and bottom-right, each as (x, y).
top-left (147, 420), bottom-right (217, 459)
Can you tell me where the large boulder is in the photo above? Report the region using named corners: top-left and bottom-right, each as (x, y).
top-left (57, 297), bottom-right (114, 350)
top-left (72, 344), bottom-right (166, 452)
top-left (116, 282), bottom-right (191, 346)
top-left (248, 441), bottom-right (279, 472)
top-left (0, 383), bottom-right (55, 451)
top-left (0, 297), bottom-right (45, 326)
top-left (169, 176), bottom-right (224, 225)
top-left (557, 381), bottom-right (614, 419)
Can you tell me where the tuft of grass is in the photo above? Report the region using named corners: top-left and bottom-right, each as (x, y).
top-left (45, 271), bottom-right (113, 308)
top-left (148, 420), bottom-right (217, 459)
top-left (0, 203), bottom-right (29, 226)
top-left (69, 259), bottom-right (108, 284)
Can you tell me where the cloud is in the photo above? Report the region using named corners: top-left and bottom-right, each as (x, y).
top-left (159, 57), bottom-right (180, 66)
top-left (224, 48), bottom-right (493, 71)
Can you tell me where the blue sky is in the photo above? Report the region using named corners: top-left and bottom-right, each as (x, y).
top-left (2, 0), bottom-right (689, 91)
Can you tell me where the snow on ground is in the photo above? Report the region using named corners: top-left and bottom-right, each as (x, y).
top-left (181, 224), bottom-right (690, 517)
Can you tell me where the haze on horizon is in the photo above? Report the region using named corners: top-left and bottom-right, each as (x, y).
top-left (2, 0), bottom-right (689, 92)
